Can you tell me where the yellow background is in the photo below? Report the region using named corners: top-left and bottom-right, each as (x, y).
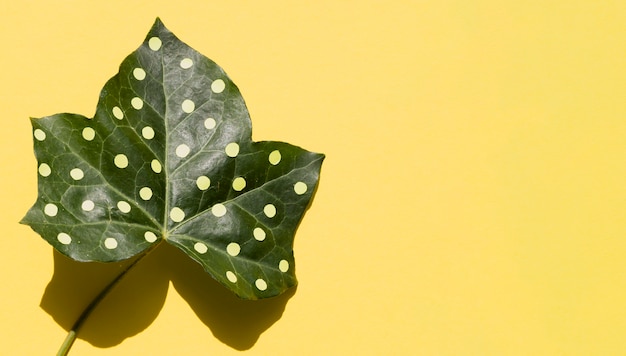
top-left (2, 1), bottom-right (626, 354)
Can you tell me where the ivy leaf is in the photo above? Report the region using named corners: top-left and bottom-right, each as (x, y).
top-left (21, 18), bottom-right (324, 300)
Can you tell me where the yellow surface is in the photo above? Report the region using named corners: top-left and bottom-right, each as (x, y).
top-left (2, 1), bottom-right (626, 355)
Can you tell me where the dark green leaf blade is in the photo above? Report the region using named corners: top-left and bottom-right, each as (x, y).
top-left (21, 18), bottom-right (324, 299)
top-left (168, 143), bottom-right (324, 299)
top-left (21, 111), bottom-right (162, 262)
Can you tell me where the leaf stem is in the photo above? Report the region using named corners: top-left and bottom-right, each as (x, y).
top-left (56, 244), bottom-right (159, 356)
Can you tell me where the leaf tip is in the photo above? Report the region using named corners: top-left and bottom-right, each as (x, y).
top-left (151, 17), bottom-right (167, 32)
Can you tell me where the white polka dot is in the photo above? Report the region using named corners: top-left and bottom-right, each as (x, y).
top-left (81, 200), bottom-right (95, 212)
top-left (114, 154), bottom-right (128, 168)
top-left (255, 279), bottom-right (268, 291)
top-left (232, 177), bottom-right (246, 191)
top-left (117, 201), bottom-right (131, 213)
top-left (57, 233), bottom-right (72, 245)
top-left (39, 163), bottom-right (51, 177)
top-left (151, 159), bottom-right (162, 173)
top-left (225, 142), bottom-right (239, 157)
top-left (34, 129), bottom-right (46, 141)
top-left (175, 144), bottom-right (190, 158)
top-left (226, 242), bottom-right (240, 256)
top-left (131, 97), bottom-right (144, 110)
top-left (194, 242), bottom-right (208, 254)
top-left (104, 237), bottom-right (118, 249)
top-left (70, 168), bottom-right (84, 181)
top-left (294, 181), bottom-right (308, 195)
top-left (269, 150), bottom-right (281, 165)
top-left (204, 118), bottom-right (216, 129)
top-left (144, 231), bottom-right (158, 243)
top-left (264, 204), bottom-right (276, 218)
top-left (212, 203), bottom-right (227, 217)
top-left (182, 99), bottom-right (195, 113)
top-left (44, 203), bottom-right (58, 217)
top-left (139, 187), bottom-right (153, 200)
top-left (211, 79), bottom-right (226, 93)
top-left (148, 37), bottom-right (162, 51)
top-left (196, 176), bottom-right (211, 190)
top-left (170, 207), bottom-right (185, 222)
top-left (112, 106), bottom-right (124, 120)
top-left (113, 155), bottom-right (128, 169)
top-left (253, 227), bottom-right (266, 241)
top-left (142, 126), bottom-right (155, 139)
top-left (180, 58), bottom-right (193, 69)
top-left (82, 127), bottom-right (95, 141)
top-left (226, 271), bottom-right (237, 283)
top-left (133, 68), bottom-right (146, 80)
top-left (279, 260), bottom-right (290, 272)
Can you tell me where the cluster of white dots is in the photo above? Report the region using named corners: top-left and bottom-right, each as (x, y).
top-left (192, 233), bottom-right (291, 290)
top-left (168, 147), bottom-right (308, 225)
top-left (33, 35), bottom-right (233, 251)
top-left (180, 147), bottom-right (308, 291)
top-left (35, 36), bottom-right (308, 289)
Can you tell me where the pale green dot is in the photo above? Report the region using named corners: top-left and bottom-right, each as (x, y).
top-left (144, 231), bottom-right (158, 243)
top-left (255, 279), bottom-right (268, 291)
top-left (269, 150), bottom-right (281, 165)
top-left (70, 168), bottom-right (84, 181)
top-left (104, 237), bottom-right (118, 249)
top-left (112, 106), bottom-right (124, 120)
top-left (253, 227), bottom-right (266, 241)
top-left (225, 142), bottom-right (239, 157)
top-left (194, 242), bottom-right (208, 254)
top-left (211, 79), bottom-right (226, 93)
top-left (39, 163), bottom-right (51, 177)
top-left (57, 233), bottom-right (72, 245)
top-left (263, 204), bottom-right (276, 218)
top-left (44, 203), bottom-right (58, 217)
top-left (176, 144), bottom-right (190, 158)
top-left (232, 177), bottom-right (246, 191)
top-left (131, 97), bottom-right (143, 110)
top-left (117, 201), bottom-right (131, 213)
top-left (204, 118), bottom-right (216, 129)
top-left (114, 154), bottom-right (128, 168)
top-left (133, 68), bottom-right (146, 80)
top-left (180, 58), bottom-right (193, 69)
top-left (182, 99), bottom-right (195, 113)
top-left (148, 37), bottom-right (162, 51)
top-left (142, 126), bottom-right (155, 140)
top-left (294, 181), bottom-right (308, 195)
top-left (34, 129), bottom-right (46, 141)
top-left (170, 207), bottom-right (185, 222)
top-left (279, 260), bottom-right (290, 272)
top-left (82, 127), bottom-right (96, 141)
top-left (139, 187), bottom-right (153, 200)
top-left (81, 200), bottom-right (95, 212)
top-left (226, 271), bottom-right (237, 283)
top-left (226, 242), bottom-right (240, 257)
top-left (212, 203), bottom-right (227, 217)
top-left (151, 159), bottom-right (162, 173)
top-left (196, 176), bottom-right (211, 190)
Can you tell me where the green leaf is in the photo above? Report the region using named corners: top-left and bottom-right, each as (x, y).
top-left (21, 18), bottom-right (324, 300)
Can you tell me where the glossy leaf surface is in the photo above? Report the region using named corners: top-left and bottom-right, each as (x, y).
top-left (21, 19), bottom-right (324, 299)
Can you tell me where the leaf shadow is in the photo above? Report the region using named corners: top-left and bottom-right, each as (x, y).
top-left (167, 244), bottom-right (297, 350)
top-left (40, 243), bottom-right (294, 350)
top-left (40, 246), bottom-right (170, 347)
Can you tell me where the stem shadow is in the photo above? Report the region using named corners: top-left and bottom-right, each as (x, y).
top-left (40, 242), bottom-right (294, 350)
top-left (40, 245), bottom-right (170, 347)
